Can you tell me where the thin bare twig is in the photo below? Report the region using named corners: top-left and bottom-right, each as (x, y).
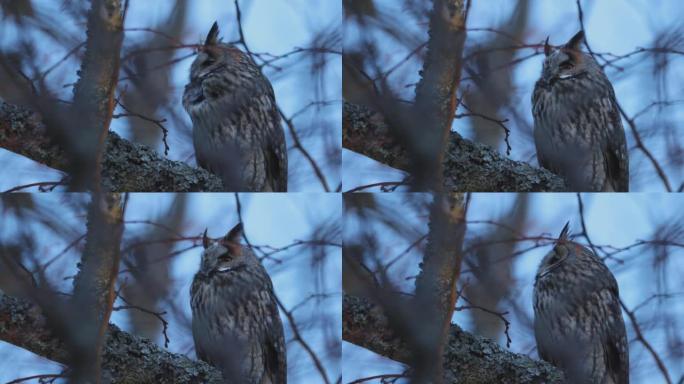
top-left (2, 181), bottom-right (65, 193)
top-left (616, 102), bottom-right (672, 191)
top-left (347, 373), bottom-right (407, 384)
top-left (6, 373), bottom-right (65, 384)
top-left (455, 292), bottom-right (512, 348)
top-left (114, 294), bottom-right (170, 348)
top-left (114, 98), bottom-right (170, 156)
top-left (575, 193), bottom-right (599, 257)
top-left (279, 106), bottom-right (331, 192)
top-left (456, 101), bottom-right (511, 155)
top-left (274, 294), bottom-right (330, 384)
top-left (619, 298), bottom-right (672, 384)
top-left (344, 181), bottom-right (406, 193)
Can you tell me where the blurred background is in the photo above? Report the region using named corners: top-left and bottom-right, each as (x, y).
top-left (0, 0), bottom-right (341, 192)
top-left (0, 193), bottom-right (341, 383)
top-left (343, 0), bottom-right (684, 192)
top-left (343, 193), bottom-right (684, 383)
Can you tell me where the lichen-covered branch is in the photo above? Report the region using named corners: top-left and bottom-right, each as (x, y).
top-left (343, 101), bottom-right (567, 191)
top-left (342, 294), bottom-right (565, 384)
top-left (71, 193), bottom-right (124, 382)
top-left (0, 100), bottom-right (224, 191)
top-left (0, 292), bottom-right (225, 383)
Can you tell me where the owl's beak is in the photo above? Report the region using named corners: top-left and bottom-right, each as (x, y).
top-left (540, 68), bottom-right (554, 86)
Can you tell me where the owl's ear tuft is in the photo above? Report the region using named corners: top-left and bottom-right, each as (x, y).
top-left (544, 36), bottom-right (551, 57)
top-left (202, 228), bottom-right (210, 249)
top-left (557, 222), bottom-right (571, 243)
top-left (224, 222), bottom-right (243, 256)
top-left (564, 30), bottom-right (584, 52)
top-left (205, 21), bottom-right (220, 46)
top-left (224, 222), bottom-right (243, 243)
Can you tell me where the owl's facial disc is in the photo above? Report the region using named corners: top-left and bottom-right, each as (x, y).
top-left (186, 51), bottom-right (221, 102)
top-left (215, 253), bottom-right (247, 275)
top-left (557, 60), bottom-right (579, 80)
top-left (540, 49), bottom-right (585, 85)
top-left (538, 245), bottom-right (570, 279)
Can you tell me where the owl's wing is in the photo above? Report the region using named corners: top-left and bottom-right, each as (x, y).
top-left (264, 133), bottom-right (287, 192)
top-left (596, 283), bottom-right (629, 384)
top-left (533, 314), bottom-right (553, 364)
top-left (262, 291), bottom-right (287, 384)
top-left (532, 81), bottom-right (564, 175)
top-left (191, 318), bottom-right (208, 362)
top-left (532, 82), bottom-right (549, 170)
top-left (602, 95), bottom-right (629, 191)
top-left (533, 125), bottom-right (552, 172)
top-left (263, 321), bottom-right (287, 384)
top-left (251, 84), bottom-right (287, 192)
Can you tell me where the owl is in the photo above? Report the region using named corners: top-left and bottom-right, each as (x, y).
top-left (183, 22), bottom-right (287, 192)
top-left (190, 223), bottom-right (287, 383)
top-left (532, 31), bottom-right (628, 191)
top-left (533, 223), bottom-right (629, 383)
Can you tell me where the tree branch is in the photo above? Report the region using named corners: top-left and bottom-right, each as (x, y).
top-left (0, 100), bottom-right (224, 191)
top-left (343, 101), bottom-right (567, 192)
top-left (0, 292), bottom-right (225, 384)
top-left (342, 294), bottom-right (565, 384)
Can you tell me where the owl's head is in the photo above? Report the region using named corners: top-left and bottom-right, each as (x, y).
top-left (184, 22), bottom-right (252, 105)
top-left (539, 31), bottom-right (600, 85)
top-left (198, 222), bottom-right (256, 276)
top-left (536, 222), bottom-right (593, 280)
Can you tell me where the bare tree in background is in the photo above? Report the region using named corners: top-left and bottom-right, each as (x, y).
top-left (0, 0), bottom-right (340, 192)
top-left (122, 195), bottom-right (186, 340)
top-left (343, 193), bottom-right (683, 383)
top-left (0, 193), bottom-right (341, 383)
top-left (343, 0), bottom-right (684, 192)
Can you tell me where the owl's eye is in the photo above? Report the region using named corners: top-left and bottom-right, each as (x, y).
top-left (547, 244), bottom-right (570, 265)
top-left (218, 253), bottom-right (232, 261)
top-left (547, 253), bottom-right (560, 265)
top-left (559, 61), bottom-right (573, 71)
top-left (202, 57), bottom-right (215, 67)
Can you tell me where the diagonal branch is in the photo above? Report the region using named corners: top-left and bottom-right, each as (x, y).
top-left (0, 100), bottom-right (224, 191)
top-left (0, 292), bottom-right (224, 383)
top-left (343, 101), bottom-right (567, 192)
top-left (343, 294), bottom-right (565, 384)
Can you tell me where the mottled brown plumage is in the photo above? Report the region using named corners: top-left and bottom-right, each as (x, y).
top-left (533, 223), bottom-right (629, 383)
top-left (532, 31), bottom-right (628, 191)
top-left (191, 223), bottom-right (286, 383)
top-left (183, 22), bottom-right (287, 191)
